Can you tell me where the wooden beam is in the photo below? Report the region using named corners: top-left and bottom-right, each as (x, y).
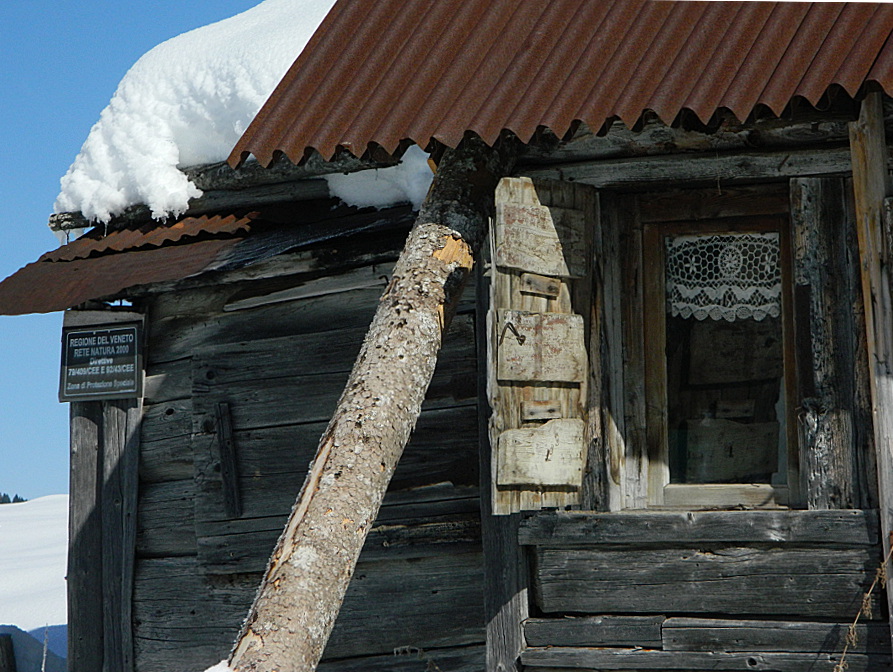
top-left (477, 262), bottom-right (527, 672)
top-left (519, 509), bottom-right (879, 547)
top-left (68, 401), bottom-right (104, 672)
top-left (524, 145), bottom-right (857, 189)
top-left (521, 646), bottom-right (889, 671)
top-left (849, 90), bottom-right (893, 646)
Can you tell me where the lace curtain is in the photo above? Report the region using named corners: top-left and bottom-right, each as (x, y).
top-left (665, 232), bottom-right (781, 322)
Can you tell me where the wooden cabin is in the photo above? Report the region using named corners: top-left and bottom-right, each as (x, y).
top-left (2, 1), bottom-right (893, 671)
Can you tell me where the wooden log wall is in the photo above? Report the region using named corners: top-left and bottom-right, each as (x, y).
top-left (131, 239), bottom-right (486, 672)
top-left (519, 510), bottom-right (891, 671)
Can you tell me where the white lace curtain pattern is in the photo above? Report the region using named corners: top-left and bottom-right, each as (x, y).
top-left (665, 232), bottom-right (781, 322)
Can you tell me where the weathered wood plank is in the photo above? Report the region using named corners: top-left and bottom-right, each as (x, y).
top-left (195, 490), bottom-right (481, 574)
top-left (477, 261), bottom-right (527, 672)
top-left (497, 419), bottom-right (585, 487)
top-left (519, 115), bottom-right (854, 166)
top-left (139, 434), bottom-right (193, 483)
top-left (140, 398), bottom-right (191, 445)
top-left (524, 616), bottom-right (663, 648)
top-left (791, 177), bottom-right (860, 509)
top-left (639, 183), bottom-right (790, 223)
top-left (136, 480), bottom-right (196, 558)
top-left (133, 553), bottom-right (485, 668)
top-left (525, 145), bottom-right (855, 189)
top-left (850, 90), bottom-right (893, 643)
top-left (521, 647), bottom-right (889, 671)
top-left (142, 357), bottom-right (191, 404)
top-left (101, 399), bottom-right (140, 672)
top-left (68, 402), bottom-right (104, 672)
top-left (320, 645), bottom-right (484, 672)
top-left (148, 285), bottom-right (382, 364)
top-left (519, 509), bottom-right (880, 546)
top-left (496, 311), bottom-right (587, 383)
top-left (495, 204), bottom-right (587, 278)
top-left (662, 618), bottom-right (889, 654)
top-left (534, 546), bottom-right (881, 619)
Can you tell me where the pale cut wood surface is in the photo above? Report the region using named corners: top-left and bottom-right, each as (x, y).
top-left (496, 419), bottom-right (585, 487)
top-left (489, 177), bottom-right (594, 513)
top-left (496, 310), bottom-right (586, 383)
top-left (495, 203), bottom-right (587, 278)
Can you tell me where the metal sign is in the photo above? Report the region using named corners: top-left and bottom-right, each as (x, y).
top-left (60, 323), bottom-right (144, 402)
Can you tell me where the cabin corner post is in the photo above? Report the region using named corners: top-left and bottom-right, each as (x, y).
top-left (67, 395), bottom-right (141, 672)
top-left (849, 90), bottom-right (893, 642)
top-left (477, 259), bottom-right (528, 672)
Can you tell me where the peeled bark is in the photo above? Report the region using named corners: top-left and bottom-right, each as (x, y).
top-left (229, 136), bottom-right (516, 672)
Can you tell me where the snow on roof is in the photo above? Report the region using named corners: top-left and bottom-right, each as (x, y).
top-left (55, 0), bottom-right (337, 223)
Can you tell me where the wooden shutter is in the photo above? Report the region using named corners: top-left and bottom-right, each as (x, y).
top-left (488, 177), bottom-right (596, 514)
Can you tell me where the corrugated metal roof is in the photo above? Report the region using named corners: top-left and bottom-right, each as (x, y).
top-left (0, 240), bottom-right (239, 316)
top-left (230, 0), bottom-right (893, 166)
top-left (42, 213), bottom-right (258, 262)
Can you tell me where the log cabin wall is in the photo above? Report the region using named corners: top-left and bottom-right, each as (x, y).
top-left (129, 226), bottom-right (486, 672)
top-left (501, 112), bottom-right (893, 671)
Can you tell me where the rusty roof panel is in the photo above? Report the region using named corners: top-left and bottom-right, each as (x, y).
top-left (230, 0), bottom-right (893, 166)
top-left (0, 239), bottom-right (238, 316)
top-left (42, 213), bottom-right (257, 263)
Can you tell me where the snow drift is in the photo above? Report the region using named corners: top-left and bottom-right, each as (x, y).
top-left (55, 0), bottom-right (433, 225)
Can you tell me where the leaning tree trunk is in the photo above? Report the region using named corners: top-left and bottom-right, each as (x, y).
top-left (229, 136), bottom-right (516, 672)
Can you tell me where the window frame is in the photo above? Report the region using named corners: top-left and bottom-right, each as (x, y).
top-left (642, 215), bottom-right (800, 509)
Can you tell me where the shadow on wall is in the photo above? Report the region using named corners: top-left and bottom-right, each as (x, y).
top-left (0, 625), bottom-right (67, 672)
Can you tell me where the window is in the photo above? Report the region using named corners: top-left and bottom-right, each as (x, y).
top-left (643, 218), bottom-right (797, 508)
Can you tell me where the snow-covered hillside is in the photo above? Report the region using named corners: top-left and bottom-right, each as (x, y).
top-left (0, 495), bottom-right (68, 667)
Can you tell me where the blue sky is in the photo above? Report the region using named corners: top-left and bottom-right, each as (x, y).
top-left (0, 1), bottom-right (260, 498)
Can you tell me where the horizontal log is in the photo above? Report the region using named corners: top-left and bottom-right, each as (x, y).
top-left (193, 403), bottom-right (479, 525)
top-left (142, 358), bottom-right (191, 404)
top-left (637, 184), bottom-right (790, 222)
top-left (136, 480), bottom-right (196, 558)
top-left (50, 152), bottom-right (394, 232)
top-left (133, 551), bottom-right (484, 666)
top-left (320, 645), bottom-right (484, 672)
top-left (148, 285), bottom-right (382, 364)
top-left (519, 510), bottom-right (880, 547)
top-left (140, 398), bottom-right (191, 445)
top-left (195, 487), bottom-right (481, 574)
top-left (519, 115), bottom-right (855, 165)
top-left (521, 647), bottom-right (889, 671)
top-left (662, 618), bottom-right (889, 654)
top-left (524, 145), bottom-right (854, 189)
top-left (534, 546), bottom-right (881, 619)
top-left (139, 434), bottom-right (193, 483)
top-left (524, 616), bottom-right (663, 647)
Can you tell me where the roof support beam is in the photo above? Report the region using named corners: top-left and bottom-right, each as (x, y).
top-left (227, 135), bottom-right (517, 672)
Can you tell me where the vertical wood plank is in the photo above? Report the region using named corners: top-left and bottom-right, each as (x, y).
top-left (642, 223), bottom-right (668, 505)
top-left (790, 177), bottom-right (858, 509)
top-left (478, 260), bottom-right (528, 672)
top-left (101, 398), bottom-right (140, 672)
top-left (849, 90), bottom-right (893, 643)
top-left (215, 402), bottom-right (242, 518)
top-left (597, 193), bottom-right (626, 511)
top-left (69, 401), bottom-right (104, 672)
top-left (620, 196), bottom-right (649, 509)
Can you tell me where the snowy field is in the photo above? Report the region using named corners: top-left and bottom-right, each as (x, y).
top-left (0, 495), bottom-right (68, 669)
